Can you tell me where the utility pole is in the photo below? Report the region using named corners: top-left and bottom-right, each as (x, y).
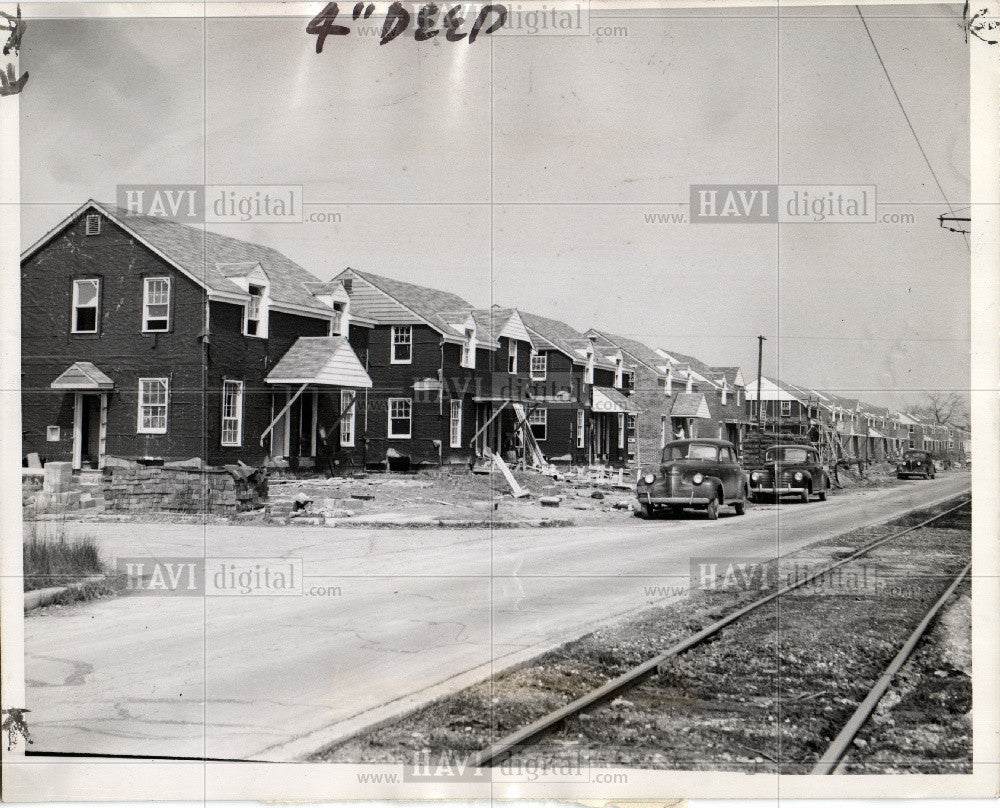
top-left (756, 335), bottom-right (766, 429)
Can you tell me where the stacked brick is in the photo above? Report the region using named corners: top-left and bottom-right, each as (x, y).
top-left (740, 430), bottom-right (812, 469)
top-left (102, 466), bottom-right (267, 515)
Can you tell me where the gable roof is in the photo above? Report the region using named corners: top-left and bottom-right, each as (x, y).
top-left (520, 311), bottom-right (617, 369)
top-left (265, 337), bottom-right (372, 388)
top-left (586, 329), bottom-right (667, 377)
top-left (334, 269), bottom-right (476, 339)
top-left (23, 201), bottom-right (335, 318)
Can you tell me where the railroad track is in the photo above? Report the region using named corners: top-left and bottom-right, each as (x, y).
top-left (468, 497), bottom-right (972, 772)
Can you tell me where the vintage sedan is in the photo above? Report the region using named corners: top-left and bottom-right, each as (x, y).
top-left (897, 449), bottom-right (936, 479)
top-left (635, 439), bottom-right (749, 520)
top-left (748, 444), bottom-right (831, 503)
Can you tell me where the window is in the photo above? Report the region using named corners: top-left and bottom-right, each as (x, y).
top-left (665, 369), bottom-right (673, 395)
top-left (528, 407), bottom-right (547, 441)
top-left (221, 380), bottom-right (244, 447)
top-left (614, 359), bottom-right (623, 388)
top-left (584, 354), bottom-right (595, 385)
top-left (721, 383), bottom-right (728, 405)
top-left (780, 400), bottom-right (792, 417)
top-left (618, 412), bottom-right (625, 449)
top-left (391, 326), bottom-right (412, 363)
top-left (450, 400), bottom-right (463, 448)
top-left (137, 378), bottom-right (168, 434)
top-left (340, 390), bottom-right (356, 447)
top-left (388, 397), bottom-right (412, 438)
top-left (243, 284), bottom-right (267, 337)
top-left (142, 277), bottom-right (171, 332)
top-left (461, 328), bottom-right (475, 369)
top-left (685, 375), bottom-right (693, 393)
top-left (71, 278), bottom-right (100, 333)
top-left (85, 213), bottom-right (101, 236)
top-left (576, 408), bottom-right (585, 448)
top-left (331, 302), bottom-right (345, 336)
top-left (508, 341), bottom-right (518, 374)
top-left (530, 351), bottom-right (547, 380)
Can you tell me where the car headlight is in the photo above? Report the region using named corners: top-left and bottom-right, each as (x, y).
top-left (643, 473), bottom-right (655, 484)
top-left (692, 473), bottom-right (704, 485)
top-left (794, 471), bottom-right (804, 481)
top-left (750, 472), bottom-right (759, 482)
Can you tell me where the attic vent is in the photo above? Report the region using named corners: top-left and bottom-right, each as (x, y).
top-left (342, 278), bottom-right (353, 293)
top-left (85, 214), bottom-right (101, 236)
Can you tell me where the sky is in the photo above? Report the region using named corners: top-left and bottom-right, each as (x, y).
top-left (19, 4), bottom-right (971, 410)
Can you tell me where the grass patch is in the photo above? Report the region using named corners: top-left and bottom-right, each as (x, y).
top-left (23, 529), bottom-right (105, 592)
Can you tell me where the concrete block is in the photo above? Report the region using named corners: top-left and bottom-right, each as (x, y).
top-left (42, 461), bottom-right (74, 493)
top-left (540, 496), bottom-right (562, 507)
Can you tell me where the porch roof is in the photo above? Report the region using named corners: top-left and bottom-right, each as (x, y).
top-left (50, 361), bottom-right (114, 391)
top-left (266, 337), bottom-right (373, 388)
top-left (592, 386), bottom-right (639, 414)
top-left (668, 392), bottom-right (711, 419)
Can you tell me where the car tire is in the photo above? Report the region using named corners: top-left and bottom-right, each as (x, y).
top-left (734, 493), bottom-right (748, 515)
top-left (706, 495), bottom-right (719, 520)
top-left (818, 488), bottom-right (827, 502)
top-left (800, 488), bottom-right (810, 504)
top-left (636, 502), bottom-right (652, 519)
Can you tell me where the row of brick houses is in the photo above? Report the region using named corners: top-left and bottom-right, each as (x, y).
top-left (20, 201), bottom-right (969, 472)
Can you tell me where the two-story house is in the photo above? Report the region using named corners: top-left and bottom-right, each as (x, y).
top-left (22, 201), bottom-right (372, 470)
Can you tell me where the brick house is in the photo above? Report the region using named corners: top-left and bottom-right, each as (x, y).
top-left (22, 201), bottom-right (372, 470)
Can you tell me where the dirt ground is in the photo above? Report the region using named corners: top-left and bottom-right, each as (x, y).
top-left (311, 497), bottom-right (971, 773)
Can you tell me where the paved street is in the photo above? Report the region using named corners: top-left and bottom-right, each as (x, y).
top-left (24, 473), bottom-right (969, 761)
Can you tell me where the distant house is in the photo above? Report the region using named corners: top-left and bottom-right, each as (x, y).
top-left (22, 201), bottom-right (372, 470)
top-left (656, 350), bottom-right (749, 449)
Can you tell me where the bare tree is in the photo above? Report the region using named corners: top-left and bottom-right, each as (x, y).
top-left (910, 391), bottom-right (970, 430)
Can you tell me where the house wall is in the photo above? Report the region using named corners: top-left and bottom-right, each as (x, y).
top-left (629, 365), bottom-right (668, 468)
top-left (21, 212), bottom-right (208, 464)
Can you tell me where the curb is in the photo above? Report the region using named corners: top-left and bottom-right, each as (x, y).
top-left (24, 575), bottom-right (109, 612)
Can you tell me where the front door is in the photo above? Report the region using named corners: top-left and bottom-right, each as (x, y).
top-left (73, 393), bottom-right (105, 470)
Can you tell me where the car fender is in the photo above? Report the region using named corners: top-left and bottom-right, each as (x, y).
top-left (698, 476), bottom-right (725, 503)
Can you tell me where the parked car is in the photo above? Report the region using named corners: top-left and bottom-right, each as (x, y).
top-left (897, 449), bottom-right (936, 479)
top-left (748, 444), bottom-right (830, 503)
top-left (635, 438), bottom-right (749, 520)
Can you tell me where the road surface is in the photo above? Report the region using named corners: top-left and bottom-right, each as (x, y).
top-left (24, 473), bottom-right (970, 761)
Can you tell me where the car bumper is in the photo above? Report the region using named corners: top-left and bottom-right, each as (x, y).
top-left (637, 492), bottom-right (712, 507)
top-left (750, 486), bottom-right (807, 495)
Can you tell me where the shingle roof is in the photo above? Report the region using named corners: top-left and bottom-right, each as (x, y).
top-left (520, 311), bottom-right (617, 368)
top-left (669, 393), bottom-right (712, 419)
top-left (340, 269), bottom-right (475, 332)
top-left (89, 203), bottom-right (333, 315)
top-left (587, 329), bottom-right (667, 376)
top-left (266, 337), bottom-right (372, 388)
top-left (50, 361), bottom-right (115, 390)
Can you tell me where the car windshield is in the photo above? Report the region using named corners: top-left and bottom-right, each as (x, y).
top-left (766, 447), bottom-right (811, 463)
top-left (664, 443), bottom-right (718, 461)
top-left (904, 451), bottom-right (926, 459)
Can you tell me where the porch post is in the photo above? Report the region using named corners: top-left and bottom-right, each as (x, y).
top-left (98, 393), bottom-right (108, 469)
top-left (72, 392), bottom-right (83, 470)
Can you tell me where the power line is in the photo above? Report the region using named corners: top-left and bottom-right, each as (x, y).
top-left (855, 5), bottom-right (970, 251)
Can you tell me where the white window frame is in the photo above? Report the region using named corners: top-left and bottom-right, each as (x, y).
top-left (685, 375), bottom-right (693, 393)
top-left (665, 369), bottom-right (673, 395)
top-left (460, 328), bottom-right (476, 369)
top-left (530, 351), bottom-right (547, 381)
top-left (618, 412), bottom-right (626, 449)
top-left (71, 278), bottom-right (100, 334)
top-left (508, 340), bottom-right (518, 374)
top-left (220, 380), bottom-right (244, 447)
top-left (780, 400), bottom-right (792, 417)
top-left (721, 382), bottom-right (728, 405)
top-left (614, 359), bottom-right (623, 389)
top-left (340, 389), bottom-right (356, 447)
top-left (527, 407), bottom-right (547, 442)
top-left (85, 213), bottom-right (101, 236)
top-left (388, 397), bottom-right (412, 438)
top-left (391, 325), bottom-right (413, 364)
top-left (584, 354), bottom-right (595, 385)
top-left (137, 378), bottom-right (169, 434)
top-left (576, 408), bottom-right (585, 448)
top-left (142, 277), bottom-right (171, 333)
top-left (449, 399), bottom-right (463, 448)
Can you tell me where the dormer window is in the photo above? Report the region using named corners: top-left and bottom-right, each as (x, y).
top-left (85, 214), bottom-right (101, 236)
top-left (685, 375), bottom-right (693, 394)
top-left (331, 302), bottom-right (346, 336)
top-left (665, 368), bottom-right (673, 396)
top-left (614, 357), bottom-right (623, 389)
top-left (508, 340), bottom-right (518, 374)
top-left (721, 381), bottom-right (728, 405)
top-left (461, 327), bottom-right (476, 369)
top-left (244, 284), bottom-right (268, 338)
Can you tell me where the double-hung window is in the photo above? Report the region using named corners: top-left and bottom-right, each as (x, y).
top-left (527, 407), bottom-right (547, 441)
top-left (143, 277), bottom-right (171, 332)
top-left (137, 378), bottom-right (169, 434)
top-left (340, 390), bottom-right (356, 447)
top-left (780, 400), bottom-right (792, 417)
top-left (221, 380), bottom-right (244, 447)
top-left (245, 285), bottom-right (265, 336)
top-left (508, 341), bottom-right (518, 374)
top-left (576, 408), bottom-right (585, 448)
top-left (72, 278), bottom-right (100, 334)
top-left (388, 397), bottom-right (412, 438)
top-left (530, 351), bottom-right (547, 381)
top-left (449, 400), bottom-right (463, 448)
top-left (391, 326), bottom-right (412, 363)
